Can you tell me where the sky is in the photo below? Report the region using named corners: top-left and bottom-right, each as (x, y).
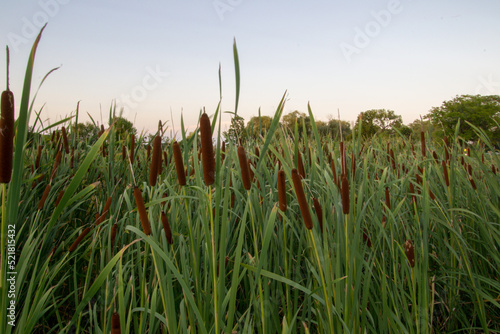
top-left (1, 0), bottom-right (499, 137)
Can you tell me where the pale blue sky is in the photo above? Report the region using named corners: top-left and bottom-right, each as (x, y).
top-left (1, 0), bottom-right (499, 136)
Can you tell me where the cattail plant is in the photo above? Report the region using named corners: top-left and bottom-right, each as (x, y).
top-left (61, 126), bottom-right (70, 154)
top-left (122, 144), bottom-right (126, 161)
top-left (172, 141), bottom-right (186, 186)
top-left (111, 313), bottom-right (121, 334)
top-left (291, 168), bottom-right (313, 229)
top-left (96, 196), bottom-right (112, 225)
top-left (297, 151), bottom-right (305, 179)
top-left (149, 135), bottom-right (161, 186)
top-left (404, 239), bottom-right (415, 268)
top-left (277, 169), bottom-right (287, 212)
top-left (35, 145), bottom-right (43, 170)
top-left (0, 88), bottom-right (14, 184)
top-left (221, 141), bottom-right (226, 162)
top-left (420, 131), bottom-right (426, 157)
top-left (133, 186), bottom-right (151, 235)
top-left (313, 197), bottom-right (323, 232)
top-left (38, 184), bottom-right (52, 210)
top-left (237, 145), bottom-right (251, 191)
top-left (50, 148), bottom-right (62, 181)
top-left (442, 160), bottom-right (449, 187)
top-left (110, 223), bottom-right (118, 252)
top-left (130, 134), bottom-right (135, 163)
top-left (341, 174), bottom-right (350, 215)
top-left (200, 112), bottom-right (215, 186)
top-left (69, 227), bottom-right (91, 252)
top-left (161, 211), bottom-right (173, 245)
top-left (54, 190), bottom-right (65, 207)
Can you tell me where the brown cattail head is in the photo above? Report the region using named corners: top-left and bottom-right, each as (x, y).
top-left (420, 131), bottom-right (426, 157)
top-left (133, 186), bottom-right (151, 235)
top-left (432, 151), bottom-right (438, 163)
top-left (341, 174), bottom-right (350, 215)
top-left (277, 169), bottom-right (287, 212)
top-left (492, 164), bottom-right (497, 175)
top-left (110, 224), bottom-right (118, 252)
top-left (172, 141), bottom-right (186, 186)
top-left (237, 145), bottom-right (251, 191)
top-left (0, 90), bottom-right (14, 184)
top-left (331, 160), bottom-right (338, 188)
top-left (96, 196), bottom-right (112, 225)
top-left (69, 227), bottom-right (91, 252)
top-left (38, 184), bottom-right (52, 210)
top-left (254, 146), bottom-right (260, 159)
top-left (389, 149), bottom-right (396, 170)
top-left (469, 176), bottom-right (477, 190)
top-left (122, 144), bottom-right (126, 161)
top-left (130, 135), bottom-right (135, 163)
top-left (111, 312), bottom-right (121, 334)
top-left (428, 187), bottom-right (436, 201)
top-left (409, 182), bottom-right (417, 207)
top-left (291, 168), bottom-right (313, 230)
top-left (70, 147), bottom-right (75, 169)
top-left (149, 135), bottom-right (161, 186)
top-left (163, 151), bottom-right (168, 169)
top-left (385, 187), bottom-right (391, 210)
top-left (35, 145), bottom-right (43, 170)
top-left (161, 211), bottom-right (173, 245)
top-left (313, 197), bottom-right (323, 232)
top-left (200, 112), bottom-right (215, 186)
top-left (221, 141), bottom-right (226, 162)
top-left (404, 240), bottom-right (415, 268)
top-left (50, 148), bottom-right (62, 181)
top-left (362, 228), bottom-right (372, 248)
top-left (61, 126), bottom-right (70, 154)
top-left (146, 144), bottom-right (151, 160)
top-left (55, 190), bottom-right (65, 207)
top-left (442, 160), bottom-right (449, 187)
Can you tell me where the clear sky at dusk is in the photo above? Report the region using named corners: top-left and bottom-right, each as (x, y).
top-left (1, 0), bottom-right (499, 136)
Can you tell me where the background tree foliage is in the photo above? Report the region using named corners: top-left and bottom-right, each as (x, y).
top-left (353, 109), bottom-right (403, 138)
top-left (223, 115), bottom-right (246, 143)
top-left (246, 115), bottom-right (272, 138)
top-left (426, 94), bottom-right (500, 145)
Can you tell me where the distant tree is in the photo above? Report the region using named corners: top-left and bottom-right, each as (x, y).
top-left (223, 115), bottom-right (246, 143)
top-left (326, 118), bottom-right (352, 140)
top-left (111, 116), bottom-right (137, 141)
top-left (426, 94), bottom-right (500, 145)
top-left (282, 111), bottom-right (311, 137)
top-left (353, 109), bottom-right (403, 138)
top-left (72, 122), bottom-right (99, 143)
top-left (246, 116), bottom-right (273, 138)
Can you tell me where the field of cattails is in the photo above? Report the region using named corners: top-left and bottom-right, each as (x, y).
top-left (1, 28), bottom-right (500, 334)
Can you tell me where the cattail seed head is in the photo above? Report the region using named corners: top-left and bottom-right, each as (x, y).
top-left (96, 196), bottom-right (112, 225)
top-left (420, 131), bottom-right (426, 157)
top-left (297, 152), bottom-right (305, 179)
top-left (133, 186), bottom-right (151, 235)
top-left (69, 227), bottom-right (91, 252)
top-left (55, 190), bottom-right (65, 207)
top-left (313, 197), bottom-right (323, 232)
top-left (161, 211), bottom-right (173, 245)
top-left (61, 126), bottom-right (70, 154)
top-left (172, 141), bottom-right (186, 186)
top-left (122, 144), bottom-right (126, 161)
top-left (0, 90), bottom-right (14, 183)
top-left (291, 168), bottom-right (313, 229)
top-left (149, 135), bottom-right (161, 186)
top-left (38, 184), bottom-right (52, 210)
top-left (385, 187), bottom-right (391, 210)
top-left (341, 174), bottom-right (350, 215)
top-left (442, 160), bottom-right (449, 187)
top-left (110, 224), bottom-right (118, 252)
top-left (35, 145), bottom-right (43, 170)
top-left (237, 146), bottom-right (251, 191)
top-left (200, 112), bottom-right (215, 186)
top-left (50, 148), bottom-right (62, 181)
top-left (469, 176), bottom-right (477, 190)
top-left (404, 240), bottom-right (415, 268)
top-left (111, 312), bottom-right (121, 334)
top-left (277, 169), bottom-right (287, 212)
top-left (331, 160), bottom-right (338, 188)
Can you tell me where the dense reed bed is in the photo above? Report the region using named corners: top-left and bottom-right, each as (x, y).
top-left (1, 29), bottom-right (499, 334)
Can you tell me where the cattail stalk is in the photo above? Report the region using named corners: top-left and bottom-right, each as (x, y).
top-left (291, 169), bottom-right (313, 229)
top-left (172, 141), bottom-right (186, 186)
top-left (237, 146), bottom-right (251, 191)
top-left (0, 90), bottom-right (14, 183)
top-left (133, 186), bottom-right (151, 235)
top-left (200, 112), bottom-right (215, 185)
top-left (69, 227), bottom-right (91, 252)
top-left (149, 135), bottom-right (161, 186)
top-left (277, 169), bottom-right (287, 212)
